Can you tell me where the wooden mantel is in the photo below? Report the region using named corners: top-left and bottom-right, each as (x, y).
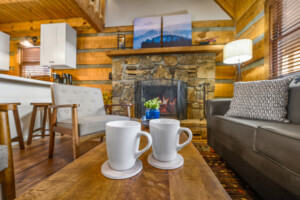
top-left (105, 45), bottom-right (224, 57)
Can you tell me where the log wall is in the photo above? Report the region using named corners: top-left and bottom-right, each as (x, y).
top-left (235, 0), bottom-right (266, 82)
top-left (0, 18), bottom-right (236, 97)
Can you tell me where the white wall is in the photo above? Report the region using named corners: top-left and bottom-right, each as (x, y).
top-left (105, 0), bottom-right (231, 27)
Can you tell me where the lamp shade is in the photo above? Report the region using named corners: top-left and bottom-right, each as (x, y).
top-left (223, 39), bottom-right (253, 64)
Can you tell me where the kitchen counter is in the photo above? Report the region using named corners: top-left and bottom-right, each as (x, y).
top-left (0, 74), bottom-right (53, 141)
top-left (0, 74), bottom-right (53, 86)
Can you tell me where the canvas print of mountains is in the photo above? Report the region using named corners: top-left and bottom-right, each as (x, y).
top-left (133, 16), bottom-right (161, 49)
top-left (163, 14), bottom-right (192, 47)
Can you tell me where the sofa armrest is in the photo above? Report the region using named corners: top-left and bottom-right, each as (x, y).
top-left (207, 99), bottom-right (231, 119)
top-left (206, 99), bottom-right (231, 147)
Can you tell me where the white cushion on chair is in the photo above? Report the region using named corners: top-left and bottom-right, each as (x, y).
top-left (0, 145), bottom-right (8, 171)
top-left (57, 115), bottom-right (129, 136)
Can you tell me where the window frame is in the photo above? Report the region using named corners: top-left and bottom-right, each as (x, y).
top-left (265, 0), bottom-right (300, 79)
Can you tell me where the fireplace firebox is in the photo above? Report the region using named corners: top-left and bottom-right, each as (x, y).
top-left (135, 80), bottom-right (187, 119)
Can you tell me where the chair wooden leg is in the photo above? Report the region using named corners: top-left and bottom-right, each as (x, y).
top-left (41, 107), bottom-right (47, 137)
top-left (72, 107), bottom-right (80, 159)
top-left (27, 106), bottom-right (37, 145)
top-left (48, 107), bottom-right (56, 158)
top-left (72, 135), bottom-right (80, 159)
top-left (100, 136), bottom-right (104, 143)
top-left (12, 109), bottom-right (25, 150)
top-left (0, 111), bottom-right (16, 200)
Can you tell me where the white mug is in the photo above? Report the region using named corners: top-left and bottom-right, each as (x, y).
top-left (150, 119), bottom-right (193, 162)
top-left (106, 120), bottom-right (152, 171)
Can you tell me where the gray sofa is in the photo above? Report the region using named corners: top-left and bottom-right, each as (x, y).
top-left (207, 79), bottom-right (300, 200)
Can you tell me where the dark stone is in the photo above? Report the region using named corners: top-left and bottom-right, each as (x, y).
top-left (126, 66), bottom-right (137, 70)
top-left (178, 54), bottom-right (198, 65)
top-left (112, 60), bottom-right (123, 80)
top-left (153, 65), bottom-right (172, 79)
top-left (164, 56), bottom-right (178, 67)
top-left (174, 70), bottom-right (189, 82)
top-left (125, 57), bottom-right (140, 65)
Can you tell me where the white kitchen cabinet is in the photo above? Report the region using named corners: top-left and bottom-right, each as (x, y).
top-left (40, 23), bottom-right (77, 69)
top-left (0, 31), bottom-right (10, 71)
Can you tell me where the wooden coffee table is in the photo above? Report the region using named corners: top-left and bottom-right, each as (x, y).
top-left (17, 134), bottom-right (231, 200)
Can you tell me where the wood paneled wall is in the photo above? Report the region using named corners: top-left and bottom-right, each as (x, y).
top-left (235, 0), bottom-right (266, 82)
top-left (0, 41), bottom-right (21, 77)
top-left (213, 0), bottom-right (266, 99)
top-left (0, 18), bottom-right (236, 97)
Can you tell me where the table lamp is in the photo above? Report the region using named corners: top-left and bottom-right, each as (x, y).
top-left (223, 39), bottom-right (253, 81)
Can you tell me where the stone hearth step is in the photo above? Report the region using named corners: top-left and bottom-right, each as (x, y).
top-left (180, 119), bottom-right (207, 142)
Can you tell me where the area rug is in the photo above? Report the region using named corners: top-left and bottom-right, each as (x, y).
top-left (193, 141), bottom-right (262, 200)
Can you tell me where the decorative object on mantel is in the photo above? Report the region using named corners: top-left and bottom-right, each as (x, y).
top-left (163, 14), bottom-right (192, 47)
top-left (133, 16), bottom-right (161, 49)
top-left (117, 34), bottom-right (126, 49)
top-left (223, 39), bottom-right (253, 82)
top-left (196, 32), bottom-right (217, 45)
top-left (144, 97), bottom-right (161, 119)
top-left (199, 38), bottom-right (217, 45)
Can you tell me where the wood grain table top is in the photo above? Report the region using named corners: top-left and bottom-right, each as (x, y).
top-left (17, 135), bottom-right (231, 200)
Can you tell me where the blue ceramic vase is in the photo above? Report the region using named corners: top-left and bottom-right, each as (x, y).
top-left (145, 108), bottom-right (160, 119)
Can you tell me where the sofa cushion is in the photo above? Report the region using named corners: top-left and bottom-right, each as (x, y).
top-left (0, 145), bottom-right (8, 171)
top-left (211, 116), bottom-right (282, 150)
top-left (57, 115), bottom-right (129, 136)
top-left (287, 77), bottom-right (300, 124)
top-left (225, 77), bottom-right (293, 122)
top-left (256, 124), bottom-right (300, 175)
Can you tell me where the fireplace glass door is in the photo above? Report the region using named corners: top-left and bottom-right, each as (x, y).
top-left (135, 80), bottom-right (187, 119)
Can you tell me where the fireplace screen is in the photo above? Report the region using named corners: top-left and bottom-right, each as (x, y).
top-left (135, 80), bottom-right (187, 119)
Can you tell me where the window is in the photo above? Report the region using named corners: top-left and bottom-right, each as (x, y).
top-left (21, 47), bottom-right (51, 79)
top-left (268, 0), bottom-right (300, 78)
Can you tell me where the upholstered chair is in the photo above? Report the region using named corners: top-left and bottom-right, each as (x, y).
top-left (48, 84), bottom-right (131, 159)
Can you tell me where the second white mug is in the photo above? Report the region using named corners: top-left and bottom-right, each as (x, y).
top-left (150, 119), bottom-right (193, 162)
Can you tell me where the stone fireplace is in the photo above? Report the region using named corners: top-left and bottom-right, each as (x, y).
top-left (111, 53), bottom-right (216, 120)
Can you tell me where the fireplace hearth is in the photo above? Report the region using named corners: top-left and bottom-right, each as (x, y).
top-left (135, 80), bottom-right (187, 119)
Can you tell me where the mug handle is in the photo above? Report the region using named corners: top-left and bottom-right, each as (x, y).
top-left (176, 127), bottom-right (193, 151)
top-left (135, 131), bottom-right (152, 159)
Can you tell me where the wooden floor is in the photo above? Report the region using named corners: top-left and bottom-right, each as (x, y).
top-left (12, 135), bottom-right (101, 197)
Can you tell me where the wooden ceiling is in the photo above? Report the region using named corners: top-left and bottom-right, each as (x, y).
top-left (0, 0), bottom-right (104, 32)
top-left (0, 0), bottom-right (234, 33)
top-left (0, 0), bottom-right (85, 23)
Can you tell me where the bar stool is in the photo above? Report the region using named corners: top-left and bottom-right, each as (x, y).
top-left (27, 103), bottom-right (52, 145)
top-left (0, 104), bottom-right (17, 200)
top-left (0, 103), bottom-right (25, 150)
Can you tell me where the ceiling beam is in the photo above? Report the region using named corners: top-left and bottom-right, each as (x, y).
top-left (214, 0), bottom-right (235, 20)
top-left (0, 18), bottom-right (96, 37)
top-left (72, 0), bottom-right (104, 32)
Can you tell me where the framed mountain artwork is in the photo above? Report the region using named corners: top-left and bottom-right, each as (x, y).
top-left (163, 14), bottom-right (192, 47)
top-left (133, 16), bottom-right (162, 49)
